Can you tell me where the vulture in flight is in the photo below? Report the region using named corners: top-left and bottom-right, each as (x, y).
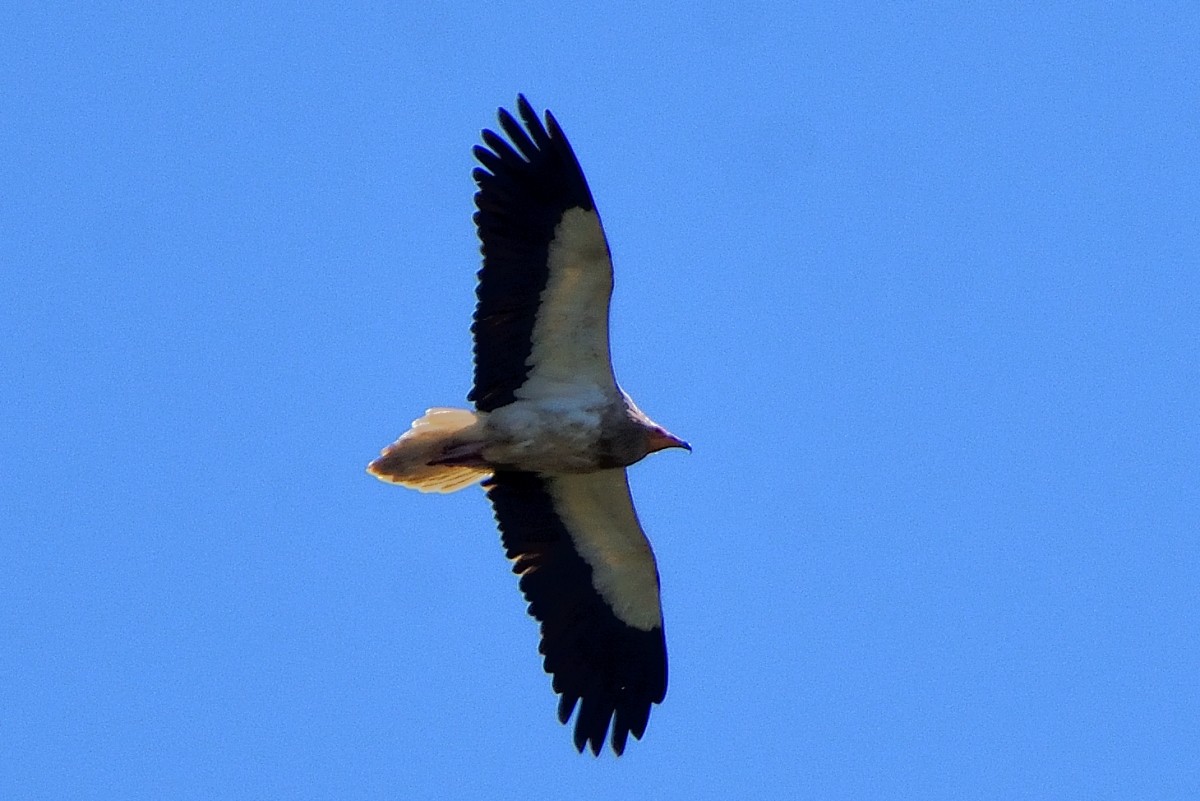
top-left (368, 96), bottom-right (689, 755)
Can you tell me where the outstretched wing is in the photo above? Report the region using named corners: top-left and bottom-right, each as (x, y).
top-left (484, 469), bottom-right (668, 755)
top-left (470, 96), bottom-right (619, 412)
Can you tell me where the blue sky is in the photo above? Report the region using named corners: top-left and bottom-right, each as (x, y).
top-left (3, 3), bottom-right (1198, 799)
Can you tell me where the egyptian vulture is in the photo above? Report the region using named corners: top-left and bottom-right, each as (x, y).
top-left (368, 96), bottom-right (688, 755)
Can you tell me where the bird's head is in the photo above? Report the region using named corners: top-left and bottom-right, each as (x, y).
top-left (621, 391), bottom-right (690, 458)
top-left (646, 425), bottom-right (691, 455)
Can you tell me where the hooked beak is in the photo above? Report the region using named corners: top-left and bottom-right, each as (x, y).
top-left (649, 429), bottom-right (691, 454)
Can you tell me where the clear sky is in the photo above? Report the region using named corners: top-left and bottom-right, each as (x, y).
top-left (3, 3), bottom-right (1198, 799)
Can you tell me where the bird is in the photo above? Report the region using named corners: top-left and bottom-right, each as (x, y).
top-left (367, 95), bottom-right (689, 756)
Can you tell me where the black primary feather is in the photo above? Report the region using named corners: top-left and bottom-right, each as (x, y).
top-left (469, 96), bottom-right (599, 412)
top-left (483, 471), bottom-right (667, 755)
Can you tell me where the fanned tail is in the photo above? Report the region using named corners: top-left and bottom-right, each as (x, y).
top-left (367, 408), bottom-right (491, 493)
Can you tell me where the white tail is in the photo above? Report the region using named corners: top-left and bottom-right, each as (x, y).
top-left (367, 408), bottom-right (491, 493)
